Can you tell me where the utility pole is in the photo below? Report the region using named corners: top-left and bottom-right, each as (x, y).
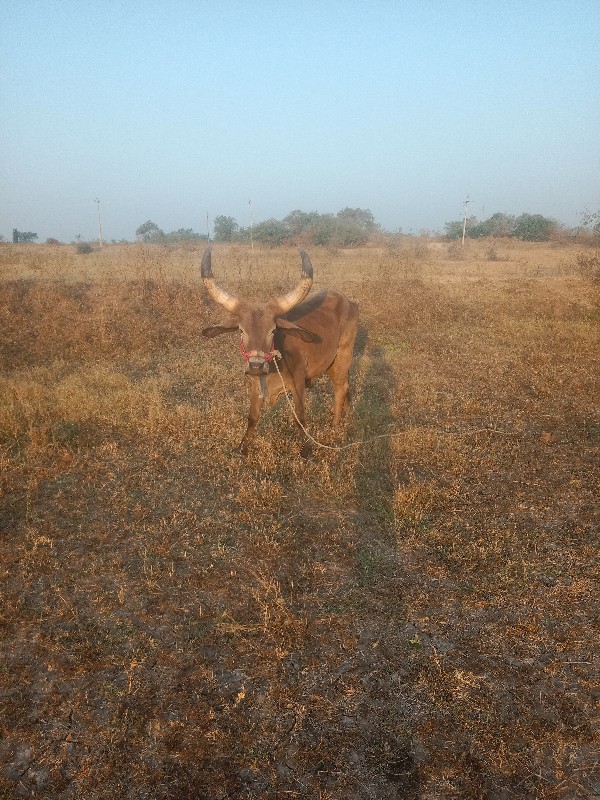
top-left (249, 198), bottom-right (253, 250)
top-left (461, 195), bottom-right (472, 248)
top-left (206, 212), bottom-right (210, 242)
top-left (94, 198), bottom-right (103, 247)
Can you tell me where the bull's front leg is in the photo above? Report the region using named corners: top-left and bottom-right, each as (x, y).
top-left (236, 377), bottom-right (264, 456)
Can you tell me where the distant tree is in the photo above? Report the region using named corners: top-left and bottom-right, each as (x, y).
top-left (309, 214), bottom-right (337, 246)
top-left (470, 212), bottom-right (516, 238)
top-left (444, 217), bottom-right (476, 240)
top-left (186, 207), bottom-right (386, 247)
top-left (162, 228), bottom-right (208, 243)
top-left (333, 217), bottom-right (369, 246)
top-left (45, 238), bottom-right (61, 245)
top-left (579, 209), bottom-right (600, 239)
top-left (135, 222), bottom-right (208, 244)
top-left (213, 215), bottom-right (239, 242)
top-left (12, 229), bottom-right (38, 243)
top-left (136, 220), bottom-right (164, 242)
top-left (333, 208), bottom-right (378, 246)
top-left (446, 211), bottom-right (560, 242)
top-left (336, 207), bottom-right (377, 231)
top-left (513, 213), bottom-right (557, 241)
top-left (283, 210), bottom-right (321, 236)
top-left (252, 218), bottom-right (291, 247)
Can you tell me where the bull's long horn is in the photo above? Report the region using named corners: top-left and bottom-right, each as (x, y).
top-left (200, 248), bottom-right (240, 314)
top-left (274, 249), bottom-right (314, 313)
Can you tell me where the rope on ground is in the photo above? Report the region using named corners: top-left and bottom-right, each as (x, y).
top-left (272, 356), bottom-right (401, 451)
top-left (271, 355), bottom-right (520, 451)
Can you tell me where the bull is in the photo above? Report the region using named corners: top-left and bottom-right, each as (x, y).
top-left (200, 247), bottom-right (359, 456)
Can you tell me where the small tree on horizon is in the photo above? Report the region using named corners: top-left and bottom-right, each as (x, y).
top-left (470, 212), bottom-right (516, 238)
top-left (513, 213), bottom-right (558, 241)
top-left (136, 220), bottom-right (164, 242)
top-left (309, 214), bottom-right (337, 246)
top-left (445, 211), bottom-right (559, 242)
top-left (336, 207), bottom-right (377, 231)
top-left (12, 229), bottom-right (38, 243)
top-left (252, 218), bottom-right (290, 247)
top-left (445, 217), bottom-right (476, 240)
top-left (283, 210), bottom-right (322, 237)
top-left (578, 209), bottom-right (600, 240)
top-left (213, 215), bottom-right (239, 242)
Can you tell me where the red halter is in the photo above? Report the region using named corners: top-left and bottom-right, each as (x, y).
top-left (239, 337), bottom-right (276, 363)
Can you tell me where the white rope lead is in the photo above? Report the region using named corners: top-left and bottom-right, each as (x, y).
top-left (271, 355), bottom-right (519, 451)
top-left (272, 355), bottom-right (400, 451)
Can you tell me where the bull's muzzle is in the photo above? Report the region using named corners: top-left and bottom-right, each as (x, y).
top-left (240, 338), bottom-right (277, 376)
top-left (245, 357), bottom-right (270, 376)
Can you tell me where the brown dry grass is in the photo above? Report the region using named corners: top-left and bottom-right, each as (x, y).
top-left (1, 240), bottom-right (598, 799)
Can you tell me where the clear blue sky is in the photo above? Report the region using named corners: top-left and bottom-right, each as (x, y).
top-left (2, 0), bottom-right (599, 242)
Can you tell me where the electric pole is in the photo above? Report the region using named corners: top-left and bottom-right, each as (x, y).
top-left (462, 196), bottom-right (473, 248)
top-left (94, 198), bottom-right (103, 247)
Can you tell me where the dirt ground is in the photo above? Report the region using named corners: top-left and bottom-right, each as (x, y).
top-left (1, 241), bottom-right (598, 799)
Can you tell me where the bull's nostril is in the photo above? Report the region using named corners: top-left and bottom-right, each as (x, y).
top-left (246, 363), bottom-right (265, 377)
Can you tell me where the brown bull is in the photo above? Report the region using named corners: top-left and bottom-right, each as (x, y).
top-left (201, 248), bottom-right (359, 455)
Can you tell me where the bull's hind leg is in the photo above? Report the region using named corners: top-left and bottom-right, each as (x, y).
top-left (289, 372), bottom-right (313, 458)
top-left (327, 359), bottom-right (351, 425)
top-left (327, 305), bottom-right (359, 425)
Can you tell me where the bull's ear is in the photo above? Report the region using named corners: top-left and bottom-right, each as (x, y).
top-left (275, 317), bottom-right (321, 343)
top-left (202, 324), bottom-right (239, 338)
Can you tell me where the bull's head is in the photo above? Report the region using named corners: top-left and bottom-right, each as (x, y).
top-left (201, 248), bottom-right (319, 376)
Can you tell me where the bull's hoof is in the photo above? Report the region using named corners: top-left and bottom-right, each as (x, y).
top-left (300, 439), bottom-right (313, 459)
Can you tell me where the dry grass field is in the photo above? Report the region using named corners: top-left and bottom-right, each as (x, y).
top-left (1, 239), bottom-right (598, 799)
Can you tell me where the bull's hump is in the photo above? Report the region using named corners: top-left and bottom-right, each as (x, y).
top-left (284, 289), bottom-right (339, 322)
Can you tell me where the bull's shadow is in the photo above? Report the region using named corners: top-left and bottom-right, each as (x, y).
top-left (351, 326), bottom-right (396, 531)
top-left (353, 324), bottom-right (368, 360)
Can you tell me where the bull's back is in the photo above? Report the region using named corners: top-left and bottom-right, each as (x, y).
top-left (281, 289), bottom-right (357, 378)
